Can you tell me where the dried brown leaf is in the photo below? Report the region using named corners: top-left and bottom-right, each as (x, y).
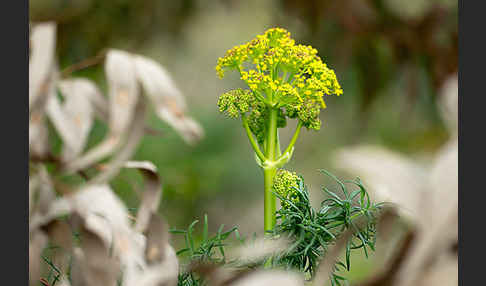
top-left (123, 160), bottom-right (162, 232)
top-left (313, 229), bottom-right (354, 286)
top-left (46, 79), bottom-right (96, 162)
top-left (29, 230), bottom-right (48, 286)
top-left (227, 236), bottom-right (290, 264)
top-left (143, 214), bottom-right (169, 264)
top-left (90, 97), bottom-right (147, 183)
top-left (228, 270), bottom-right (303, 286)
top-left (43, 220), bottom-right (73, 276)
top-left (29, 64), bottom-right (58, 159)
top-left (156, 110), bottom-right (204, 145)
top-left (29, 166), bottom-right (57, 223)
top-left (62, 50), bottom-right (142, 175)
top-left (61, 49), bottom-right (203, 175)
top-left (106, 49), bottom-right (140, 137)
top-left (55, 278), bottom-right (72, 286)
top-left (418, 254), bottom-right (457, 286)
top-left (134, 54), bottom-right (204, 145)
top-left (394, 206), bottom-right (457, 286)
top-left (29, 22), bottom-right (56, 113)
top-left (125, 210), bottom-right (179, 286)
top-left (130, 244), bottom-right (179, 286)
top-left (31, 183), bottom-right (147, 276)
top-left (62, 133), bottom-right (122, 174)
top-left (71, 185), bottom-right (147, 285)
top-left (43, 184), bottom-right (148, 285)
top-left (332, 145), bottom-right (428, 225)
top-left (70, 225), bottom-right (119, 286)
top-left (426, 138), bottom-right (458, 228)
top-left (133, 55), bottom-right (186, 111)
top-left (29, 111), bottom-right (49, 159)
top-left (314, 215), bottom-right (372, 286)
top-left (125, 214), bottom-right (179, 286)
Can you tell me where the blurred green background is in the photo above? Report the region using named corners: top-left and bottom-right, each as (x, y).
top-left (31, 0), bottom-right (457, 280)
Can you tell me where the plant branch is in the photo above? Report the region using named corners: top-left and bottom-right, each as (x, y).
top-left (241, 114), bottom-right (266, 163)
top-left (280, 120), bottom-right (303, 160)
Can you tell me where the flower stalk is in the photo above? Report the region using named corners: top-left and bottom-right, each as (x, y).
top-left (263, 108), bottom-right (279, 232)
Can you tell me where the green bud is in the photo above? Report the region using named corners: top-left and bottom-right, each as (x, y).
top-left (273, 169), bottom-right (301, 209)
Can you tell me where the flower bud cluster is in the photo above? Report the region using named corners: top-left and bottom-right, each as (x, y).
top-left (272, 169), bottom-right (301, 209)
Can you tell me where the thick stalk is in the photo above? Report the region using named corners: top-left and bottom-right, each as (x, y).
top-left (263, 108), bottom-right (279, 233)
top-left (263, 167), bottom-right (277, 233)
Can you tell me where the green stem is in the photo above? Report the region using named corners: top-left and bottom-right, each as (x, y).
top-left (280, 121), bottom-right (303, 159)
top-left (263, 167), bottom-right (277, 233)
top-left (242, 114), bottom-right (266, 163)
top-left (275, 132), bottom-right (282, 157)
top-left (263, 108), bottom-right (279, 233)
top-left (326, 211), bottom-right (366, 229)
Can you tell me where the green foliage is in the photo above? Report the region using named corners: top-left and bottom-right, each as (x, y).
top-left (173, 171), bottom-right (383, 286)
top-left (170, 214), bottom-right (242, 286)
top-left (270, 170), bottom-right (383, 284)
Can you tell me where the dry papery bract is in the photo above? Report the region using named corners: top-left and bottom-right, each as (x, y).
top-left (332, 74), bottom-right (458, 286)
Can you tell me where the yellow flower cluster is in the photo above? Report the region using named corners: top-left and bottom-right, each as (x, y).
top-left (272, 169), bottom-right (301, 209)
top-left (216, 27), bottom-right (342, 131)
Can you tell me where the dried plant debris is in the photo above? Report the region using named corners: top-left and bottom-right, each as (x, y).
top-left (29, 22), bottom-right (204, 184)
top-left (227, 236), bottom-right (290, 266)
top-left (332, 74), bottom-right (458, 286)
top-left (134, 54), bottom-right (204, 145)
top-left (123, 161), bottom-right (163, 232)
top-left (29, 230), bottom-right (48, 286)
top-left (29, 182), bottom-right (178, 286)
top-left (29, 22), bottom-right (56, 113)
top-left (28, 27), bottom-right (204, 286)
top-left (88, 96), bottom-right (148, 183)
top-left (62, 48), bottom-right (203, 176)
top-left (57, 79), bottom-right (101, 160)
top-left (332, 145), bottom-right (427, 224)
top-left (228, 270), bottom-right (303, 286)
top-left (70, 224), bottom-right (120, 286)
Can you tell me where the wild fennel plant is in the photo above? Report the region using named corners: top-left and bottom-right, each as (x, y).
top-left (216, 28), bottom-right (343, 232)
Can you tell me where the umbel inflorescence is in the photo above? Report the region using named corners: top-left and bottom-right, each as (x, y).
top-left (216, 27), bottom-right (342, 135)
top-left (216, 27), bottom-right (343, 233)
